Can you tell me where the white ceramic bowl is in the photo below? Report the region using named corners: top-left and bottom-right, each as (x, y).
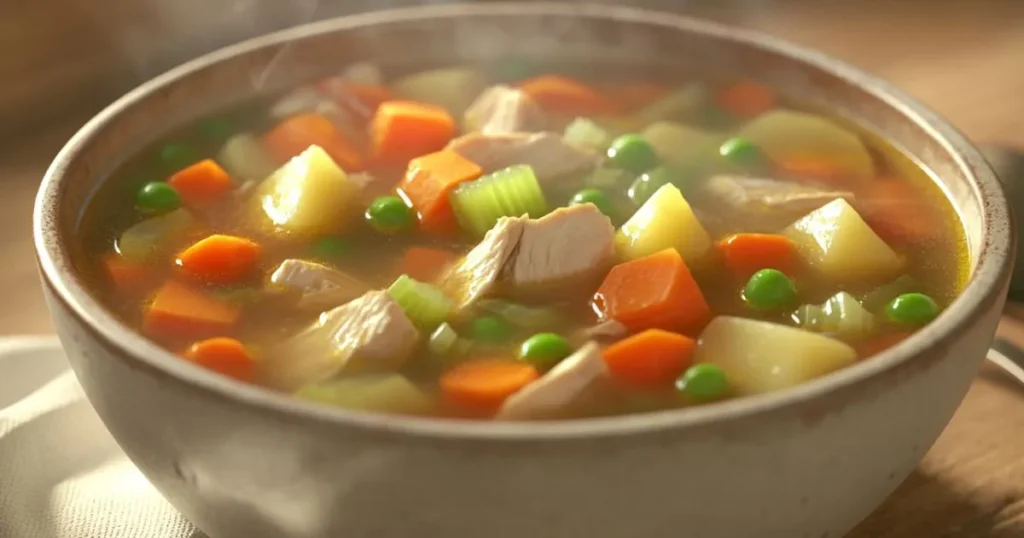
top-left (34, 4), bottom-right (1014, 537)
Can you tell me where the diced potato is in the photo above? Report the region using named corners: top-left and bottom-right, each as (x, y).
top-left (295, 375), bottom-right (434, 415)
top-left (391, 67), bottom-right (486, 116)
top-left (117, 208), bottom-right (194, 263)
top-left (784, 198), bottom-right (903, 285)
top-left (248, 145), bottom-right (360, 240)
top-left (695, 316), bottom-right (857, 395)
top-left (563, 117), bottom-right (612, 152)
top-left (738, 109), bottom-right (875, 180)
top-left (635, 84), bottom-right (706, 125)
top-left (616, 183), bottom-right (711, 265)
top-left (641, 121), bottom-right (725, 169)
top-left (217, 133), bottom-right (277, 182)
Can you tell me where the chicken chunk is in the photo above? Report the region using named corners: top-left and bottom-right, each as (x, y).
top-left (695, 174), bottom-right (855, 233)
top-left (441, 205), bottom-right (614, 311)
top-left (463, 85), bottom-right (546, 134)
top-left (440, 217), bottom-right (526, 312)
top-left (447, 131), bottom-right (600, 183)
top-left (267, 259), bottom-right (370, 312)
top-left (260, 291), bottom-right (420, 391)
top-left (497, 342), bottom-right (607, 420)
top-left (503, 204), bottom-right (616, 297)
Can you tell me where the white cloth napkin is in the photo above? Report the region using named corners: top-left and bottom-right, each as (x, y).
top-left (0, 337), bottom-right (200, 538)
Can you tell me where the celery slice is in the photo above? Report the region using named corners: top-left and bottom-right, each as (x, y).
top-left (792, 291), bottom-right (875, 342)
top-left (449, 164), bottom-right (548, 238)
top-left (387, 274), bottom-right (455, 331)
top-left (564, 117), bottom-right (612, 152)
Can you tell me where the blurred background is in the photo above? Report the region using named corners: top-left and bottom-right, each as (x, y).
top-left (1, 0), bottom-right (1023, 334)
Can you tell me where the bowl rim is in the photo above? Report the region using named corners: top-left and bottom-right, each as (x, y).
top-left (34, 1), bottom-right (1013, 443)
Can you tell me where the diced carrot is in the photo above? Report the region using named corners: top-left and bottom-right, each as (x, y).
top-left (397, 149), bottom-right (482, 234)
top-left (263, 113), bottom-right (365, 172)
top-left (370, 101), bottom-right (456, 166)
top-left (855, 179), bottom-right (941, 245)
top-left (184, 337), bottom-right (255, 382)
top-left (176, 234), bottom-right (262, 285)
top-left (144, 280), bottom-right (241, 340)
top-left (440, 359), bottom-right (539, 414)
top-left (594, 248), bottom-right (711, 334)
top-left (395, 247), bottom-right (459, 283)
top-left (718, 233), bottom-right (800, 279)
top-left (102, 252), bottom-right (151, 292)
top-left (517, 75), bottom-right (620, 117)
top-left (857, 331), bottom-right (912, 358)
top-left (603, 82), bottom-right (671, 112)
top-left (602, 329), bottom-right (696, 388)
top-left (716, 81), bottom-right (776, 119)
top-left (167, 159), bottom-right (234, 207)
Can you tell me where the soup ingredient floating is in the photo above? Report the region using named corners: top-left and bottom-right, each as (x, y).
top-left (87, 63), bottom-right (962, 421)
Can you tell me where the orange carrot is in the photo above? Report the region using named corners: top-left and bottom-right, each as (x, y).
top-left (184, 337), bottom-right (255, 382)
top-left (397, 149), bottom-right (482, 234)
top-left (775, 156), bottom-right (850, 185)
top-left (594, 248), bottom-right (710, 334)
top-left (167, 159), bottom-right (234, 207)
top-left (855, 179), bottom-right (941, 245)
top-left (395, 247), bottom-right (459, 283)
top-left (263, 113), bottom-right (365, 172)
top-left (176, 234), bottom-right (262, 284)
top-left (603, 82), bottom-right (671, 112)
top-left (857, 331), bottom-right (912, 358)
top-left (602, 329), bottom-right (696, 388)
top-left (440, 359), bottom-right (539, 414)
top-left (718, 233), bottom-right (800, 279)
top-left (102, 252), bottom-right (151, 292)
top-left (144, 280), bottom-right (241, 340)
top-left (716, 81), bottom-right (776, 119)
top-left (517, 75), bottom-right (620, 117)
top-left (370, 101), bottom-right (456, 166)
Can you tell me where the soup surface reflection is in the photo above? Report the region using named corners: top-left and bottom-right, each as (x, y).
top-left (79, 61), bottom-right (967, 420)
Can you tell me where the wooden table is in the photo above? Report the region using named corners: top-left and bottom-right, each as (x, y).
top-left (3, 2), bottom-right (1024, 536)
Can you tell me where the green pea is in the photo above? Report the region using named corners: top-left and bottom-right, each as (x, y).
top-left (365, 196), bottom-right (415, 233)
top-left (743, 268), bottom-right (797, 310)
top-left (519, 333), bottom-right (573, 368)
top-left (607, 134), bottom-right (659, 174)
top-left (471, 315), bottom-right (513, 344)
top-left (135, 182), bottom-right (181, 214)
top-left (199, 118), bottom-right (234, 142)
top-left (718, 137), bottom-right (763, 166)
top-left (676, 363), bottom-right (729, 401)
top-left (570, 188), bottom-right (615, 217)
top-left (627, 166), bottom-right (673, 206)
top-left (158, 143), bottom-right (199, 174)
top-left (885, 293), bottom-right (939, 326)
top-left (311, 236), bottom-right (350, 261)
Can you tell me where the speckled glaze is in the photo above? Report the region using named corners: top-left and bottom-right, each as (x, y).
top-left (33, 4), bottom-right (1014, 538)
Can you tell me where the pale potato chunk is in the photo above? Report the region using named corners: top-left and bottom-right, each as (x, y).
top-left (695, 316), bottom-right (857, 395)
top-left (616, 183), bottom-right (711, 265)
top-left (391, 67), bottom-right (486, 116)
top-left (738, 109), bottom-right (875, 180)
top-left (784, 198), bottom-right (903, 285)
top-left (248, 145), bottom-right (360, 240)
top-left (641, 121), bottom-right (724, 168)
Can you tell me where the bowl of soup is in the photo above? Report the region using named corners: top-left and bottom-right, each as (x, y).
top-left (33, 3), bottom-right (1013, 538)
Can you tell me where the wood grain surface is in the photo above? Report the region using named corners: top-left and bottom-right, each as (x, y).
top-left (3, 1), bottom-right (1024, 536)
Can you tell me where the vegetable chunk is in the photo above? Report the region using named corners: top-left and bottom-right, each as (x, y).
top-left (738, 110), bottom-right (875, 181)
top-left (784, 198), bottom-right (902, 285)
top-left (249, 145), bottom-right (361, 240)
top-left (695, 316), bottom-right (856, 395)
top-left (616, 183), bottom-right (712, 265)
top-left (594, 248), bottom-right (710, 334)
